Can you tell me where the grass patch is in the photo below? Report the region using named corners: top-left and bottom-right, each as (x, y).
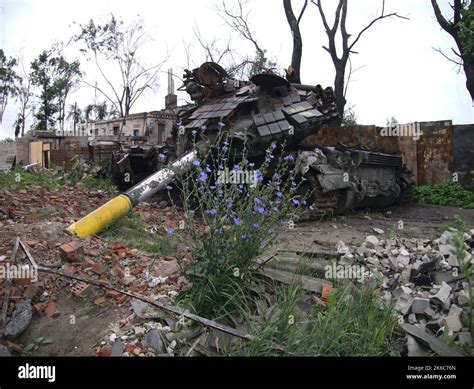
top-left (411, 181), bottom-right (474, 208)
top-left (100, 211), bottom-right (175, 255)
top-left (232, 283), bottom-right (398, 356)
top-left (0, 167), bottom-right (62, 191)
top-left (34, 206), bottom-right (62, 219)
top-left (0, 166), bottom-right (117, 192)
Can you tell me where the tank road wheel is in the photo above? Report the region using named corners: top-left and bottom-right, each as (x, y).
top-left (297, 170), bottom-right (340, 221)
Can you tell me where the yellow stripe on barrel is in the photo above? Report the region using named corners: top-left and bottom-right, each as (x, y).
top-left (66, 194), bottom-right (132, 237)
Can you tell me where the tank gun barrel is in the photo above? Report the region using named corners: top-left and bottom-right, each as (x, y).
top-left (66, 150), bottom-right (199, 237)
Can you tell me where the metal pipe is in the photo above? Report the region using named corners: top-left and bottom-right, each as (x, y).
top-left (66, 150), bottom-right (198, 237)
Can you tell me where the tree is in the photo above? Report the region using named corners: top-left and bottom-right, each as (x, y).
top-left (431, 0), bottom-right (474, 102)
top-left (30, 48), bottom-right (81, 131)
top-left (213, 0), bottom-right (277, 78)
top-left (72, 14), bottom-right (166, 117)
top-left (54, 54), bottom-right (82, 131)
top-left (342, 104), bottom-right (358, 126)
top-left (66, 103), bottom-right (83, 125)
top-left (72, 101), bottom-right (117, 124)
top-left (312, 0), bottom-right (407, 120)
top-left (30, 50), bottom-right (59, 131)
top-left (0, 49), bottom-right (20, 123)
top-left (14, 69), bottom-right (34, 137)
top-left (283, 0), bottom-right (308, 83)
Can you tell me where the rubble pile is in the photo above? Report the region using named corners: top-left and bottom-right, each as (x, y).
top-left (0, 186), bottom-right (108, 224)
top-left (96, 299), bottom-right (233, 357)
top-left (343, 229), bottom-right (473, 355)
top-left (0, 185), bottom-right (191, 355)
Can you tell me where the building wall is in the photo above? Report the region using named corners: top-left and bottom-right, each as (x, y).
top-left (0, 142), bottom-right (16, 171)
top-left (58, 110), bottom-right (176, 144)
top-left (453, 124), bottom-right (474, 185)
top-left (302, 121), bottom-right (457, 186)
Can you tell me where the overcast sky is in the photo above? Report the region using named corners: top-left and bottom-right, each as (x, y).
top-left (1, 0), bottom-right (473, 139)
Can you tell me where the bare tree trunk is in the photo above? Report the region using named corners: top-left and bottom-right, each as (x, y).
top-left (464, 62), bottom-right (474, 102)
top-left (313, 0), bottom-right (407, 121)
top-left (334, 66), bottom-right (347, 120)
top-left (283, 0), bottom-right (308, 84)
top-left (431, 0), bottom-right (474, 103)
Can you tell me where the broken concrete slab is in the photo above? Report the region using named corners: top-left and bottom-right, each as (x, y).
top-left (431, 282), bottom-right (452, 307)
top-left (402, 324), bottom-right (463, 356)
top-left (406, 335), bottom-right (428, 357)
top-left (259, 267), bottom-right (332, 293)
top-left (411, 298), bottom-right (430, 315)
top-left (111, 339), bottom-right (124, 357)
top-left (457, 332), bottom-right (472, 346)
top-left (4, 299), bottom-right (33, 340)
top-left (408, 313), bottom-right (417, 324)
top-left (142, 329), bottom-right (165, 354)
top-left (130, 299), bottom-right (161, 319)
top-left (395, 293), bottom-right (414, 315)
top-left (457, 289), bottom-right (470, 306)
top-left (365, 235), bottom-right (380, 248)
top-left (444, 315), bottom-right (463, 333)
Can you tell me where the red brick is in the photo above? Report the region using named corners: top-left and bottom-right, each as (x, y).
top-left (26, 240), bottom-right (39, 247)
top-left (7, 341), bottom-right (22, 354)
top-left (97, 347), bottom-right (111, 357)
top-left (59, 241), bottom-right (83, 262)
top-left (106, 290), bottom-right (122, 299)
top-left (91, 263), bottom-right (103, 275)
top-left (70, 282), bottom-right (91, 297)
top-left (321, 284), bottom-right (333, 303)
top-left (124, 344), bottom-right (135, 353)
top-left (12, 278), bottom-right (32, 287)
top-left (45, 301), bottom-right (60, 318)
top-left (116, 295), bottom-right (128, 305)
top-left (94, 297), bottom-right (106, 305)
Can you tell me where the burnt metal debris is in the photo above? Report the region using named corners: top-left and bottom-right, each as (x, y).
top-left (108, 62), bottom-right (412, 217)
top-left (69, 63), bottom-right (412, 236)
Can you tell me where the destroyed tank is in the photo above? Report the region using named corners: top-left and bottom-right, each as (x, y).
top-left (68, 62), bottom-right (411, 237)
top-left (164, 62), bottom-right (411, 216)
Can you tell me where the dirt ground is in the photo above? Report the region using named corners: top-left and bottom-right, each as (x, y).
top-left (276, 204), bottom-right (474, 254)
top-left (1, 195), bottom-right (473, 356)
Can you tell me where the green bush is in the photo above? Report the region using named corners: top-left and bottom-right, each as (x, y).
top-left (411, 181), bottom-right (474, 208)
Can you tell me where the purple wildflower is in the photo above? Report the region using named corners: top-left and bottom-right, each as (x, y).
top-left (207, 209), bottom-right (217, 215)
